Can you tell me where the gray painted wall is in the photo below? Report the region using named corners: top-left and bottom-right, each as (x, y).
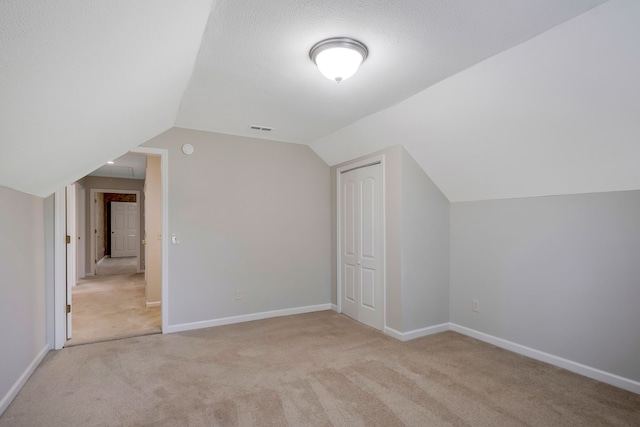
top-left (144, 128), bottom-right (331, 326)
top-left (450, 190), bottom-right (640, 381)
top-left (384, 147), bottom-right (404, 331)
top-left (44, 195), bottom-right (55, 350)
top-left (0, 186), bottom-right (47, 409)
top-left (401, 148), bottom-right (450, 331)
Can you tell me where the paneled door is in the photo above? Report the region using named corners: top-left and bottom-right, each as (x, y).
top-left (340, 162), bottom-right (384, 330)
top-left (111, 202), bottom-right (138, 257)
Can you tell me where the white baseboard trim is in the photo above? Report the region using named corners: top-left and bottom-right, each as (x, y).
top-left (450, 323), bottom-right (640, 395)
top-left (165, 303), bottom-right (333, 334)
top-left (330, 303), bottom-right (338, 312)
top-left (0, 345), bottom-right (49, 416)
top-left (385, 323), bottom-right (450, 342)
top-left (145, 301), bottom-right (161, 308)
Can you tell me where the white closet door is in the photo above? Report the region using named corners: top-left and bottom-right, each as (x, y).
top-left (340, 163), bottom-right (384, 330)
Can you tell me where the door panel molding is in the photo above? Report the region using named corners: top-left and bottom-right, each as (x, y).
top-left (110, 201), bottom-right (138, 258)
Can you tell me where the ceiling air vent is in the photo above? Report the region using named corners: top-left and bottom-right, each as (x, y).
top-left (249, 125), bottom-right (273, 132)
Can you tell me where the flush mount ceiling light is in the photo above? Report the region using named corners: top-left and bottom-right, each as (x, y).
top-left (309, 37), bottom-right (368, 83)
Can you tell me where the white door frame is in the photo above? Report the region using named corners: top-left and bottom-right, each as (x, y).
top-left (53, 189), bottom-right (66, 349)
top-left (53, 147), bottom-right (169, 349)
top-left (336, 154), bottom-right (387, 331)
top-left (65, 184), bottom-right (77, 339)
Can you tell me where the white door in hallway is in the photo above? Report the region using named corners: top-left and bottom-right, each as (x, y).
top-left (340, 162), bottom-right (384, 331)
top-left (111, 202), bottom-right (138, 258)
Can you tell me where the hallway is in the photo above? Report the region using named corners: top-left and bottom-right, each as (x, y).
top-left (68, 257), bottom-right (161, 346)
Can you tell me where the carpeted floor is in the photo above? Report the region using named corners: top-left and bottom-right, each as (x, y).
top-left (69, 266), bottom-right (161, 346)
top-left (1, 311), bottom-right (638, 426)
top-left (96, 256), bottom-right (138, 276)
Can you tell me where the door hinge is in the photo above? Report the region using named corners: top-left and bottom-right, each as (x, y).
top-left (94, 259), bottom-right (97, 264)
top-left (66, 235), bottom-right (71, 244)
top-left (66, 304), bottom-right (71, 314)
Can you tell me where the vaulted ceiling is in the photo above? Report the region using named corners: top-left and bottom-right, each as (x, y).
top-left (2, 0), bottom-right (638, 201)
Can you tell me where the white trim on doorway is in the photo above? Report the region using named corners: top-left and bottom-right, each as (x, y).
top-left (53, 189), bottom-right (67, 350)
top-left (65, 184), bottom-right (77, 339)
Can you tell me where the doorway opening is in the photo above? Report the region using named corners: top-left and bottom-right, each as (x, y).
top-left (69, 185), bottom-right (156, 346)
top-left (89, 189), bottom-right (141, 277)
top-left (54, 147), bottom-right (168, 349)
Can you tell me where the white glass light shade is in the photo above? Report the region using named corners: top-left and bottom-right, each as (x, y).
top-left (310, 38), bottom-right (368, 83)
top-left (315, 47), bottom-right (363, 82)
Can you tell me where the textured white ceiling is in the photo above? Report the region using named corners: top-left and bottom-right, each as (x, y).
top-left (312, 0), bottom-right (640, 201)
top-left (0, 0), bottom-right (213, 197)
top-left (4, 0), bottom-right (636, 202)
top-left (176, 0), bottom-right (606, 144)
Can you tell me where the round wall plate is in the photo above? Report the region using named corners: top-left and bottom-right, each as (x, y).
top-left (181, 143), bottom-right (194, 155)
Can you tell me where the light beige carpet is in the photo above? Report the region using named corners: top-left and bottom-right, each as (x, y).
top-left (1, 311), bottom-right (638, 426)
top-left (96, 256), bottom-right (137, 276)
top-left (69, 272), bottom-right (161, 346)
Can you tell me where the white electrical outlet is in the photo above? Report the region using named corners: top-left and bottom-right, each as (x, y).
top-left (472, 299), bottom-right (480, 313)
top-left (235, 289), bottom-right (244, 300)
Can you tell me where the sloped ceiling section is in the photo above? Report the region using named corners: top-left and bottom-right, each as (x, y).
top-left (312, 0), bottom-right (640, 202)
top-left (88, 153), bottom-right (147, 180)
top-left (0, 0), bottom-right (214, 197)
top-left (176, 0), bottom-right (606, 145)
